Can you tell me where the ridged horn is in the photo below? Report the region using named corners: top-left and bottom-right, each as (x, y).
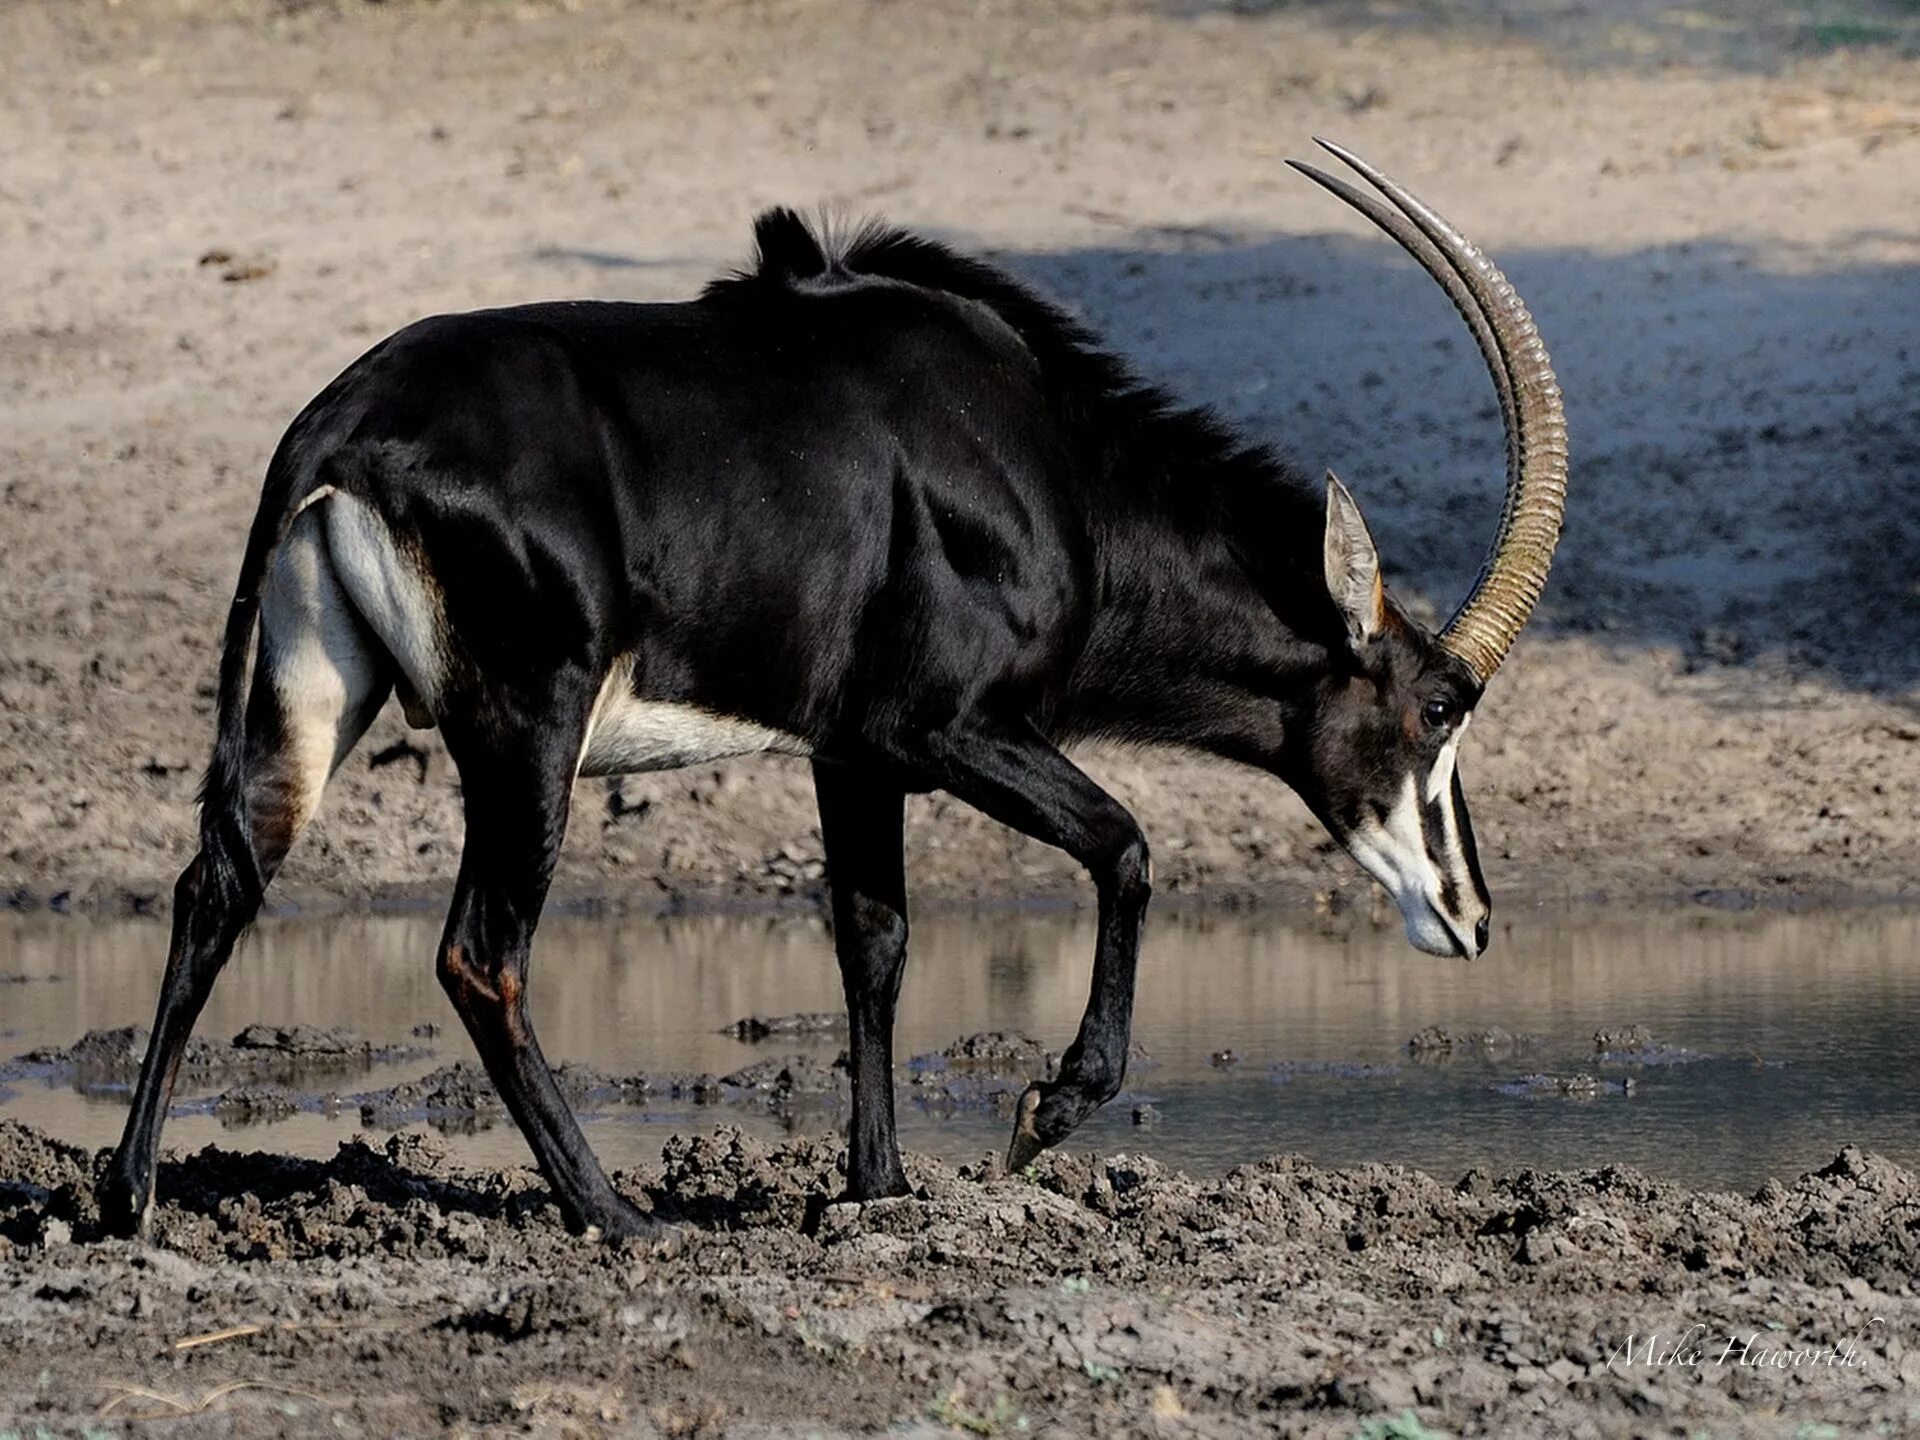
top-left (1287, 139), bottom-right (1568, 685)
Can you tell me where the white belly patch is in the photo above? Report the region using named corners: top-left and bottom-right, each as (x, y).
top-left (580, 660), bottom-right (811, 777)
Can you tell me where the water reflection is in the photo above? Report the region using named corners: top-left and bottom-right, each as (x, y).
top-left (2, 905), bottom-right (1915, 1191)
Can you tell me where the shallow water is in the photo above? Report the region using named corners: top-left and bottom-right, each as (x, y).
top-left (2, 905), bottom-right (1916, 1192)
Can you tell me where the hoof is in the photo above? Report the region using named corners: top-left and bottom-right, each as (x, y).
top-left (832, 1171), bottom-right (912, 1207)
top-left (1004, 1083), bottom-right (1049, 1172)
top-left (97, 1167), bottom-right (152, 1240)
top-left (584, 1202), bottom-right (680, 1254)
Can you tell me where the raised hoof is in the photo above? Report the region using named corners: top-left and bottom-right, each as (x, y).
top-left (1004, 1082), bottom-right (1050, 1173)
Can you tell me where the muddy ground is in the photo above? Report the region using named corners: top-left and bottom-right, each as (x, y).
top-left (7, 1009), bottom-right (1920, 1434)
top-left (2, 0), bottom-right (1918, 918)
top-left (2, 1119), bottom-right (1918, 1436)
top-left (5, 2), bottom-right (1920, 1434)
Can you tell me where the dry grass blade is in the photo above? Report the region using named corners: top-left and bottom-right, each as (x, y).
top-left (170, 1317), bottom-right (411, 1352)
top-left (99, 1384), bottom-right (196, 1417)
top-left (819, 1272), bottom-right (932, 1302)
top-left (99, 1378), bottom-right (333, 1420)
top-left (173, 1322), bottom-right (268, 1351)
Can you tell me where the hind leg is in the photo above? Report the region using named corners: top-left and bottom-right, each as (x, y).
top-left (102, 511), bottom-right (389, 1235)
top-left (435, 684), bottom-right (654, 1239)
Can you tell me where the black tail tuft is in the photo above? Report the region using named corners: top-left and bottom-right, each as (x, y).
top-left (194, 587), bottom-right (264, 913)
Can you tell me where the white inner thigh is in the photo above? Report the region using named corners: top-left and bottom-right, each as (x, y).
top-left (258, 509), bottom-right (386, 818)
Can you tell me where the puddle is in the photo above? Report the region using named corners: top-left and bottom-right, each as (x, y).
top-left (1, 905), bottom-right (1915, 1192)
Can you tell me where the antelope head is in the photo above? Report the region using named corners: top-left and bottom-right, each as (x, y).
top-left (1280, 140), bottom-right (1569, 959)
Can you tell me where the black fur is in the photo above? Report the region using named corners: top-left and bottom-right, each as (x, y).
top-left (104, 212), bottom-right (1492, 1233)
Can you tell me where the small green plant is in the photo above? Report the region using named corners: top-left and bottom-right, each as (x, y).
top-left (1354, 1412), bottom-right (1452, 1440)
top-left (927, 1388), bottom-right (1028, 1435)
top-left (1082, 1359), bottom-right (1123, 1385)
top-left (792, 1319), bottom-right (856, 1359)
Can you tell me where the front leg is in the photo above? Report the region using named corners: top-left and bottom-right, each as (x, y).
top-left (814, 763), bottom-right (912, 1202)
top-left (908, 719), bottom-right (1151, 1170)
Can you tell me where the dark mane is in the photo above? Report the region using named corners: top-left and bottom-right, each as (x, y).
top-left (712, 207), bottom-right (1319, 574)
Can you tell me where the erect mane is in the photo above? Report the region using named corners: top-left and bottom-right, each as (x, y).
top-left (712, 208), bottom-right (1168, 423)
top-left (709, 208), bottom-right (1320, 572)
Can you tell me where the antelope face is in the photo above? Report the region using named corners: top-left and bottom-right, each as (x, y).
top-left (1267, 141), bottom-right (1571, 959)
top-left (1284, 476), bottom-right (1493, 959)
top-left (1297, 646), bottom-right (1492, 959)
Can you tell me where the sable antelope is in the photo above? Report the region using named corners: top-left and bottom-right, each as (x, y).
top-left (103, 141), bottom-right (1567, 1238)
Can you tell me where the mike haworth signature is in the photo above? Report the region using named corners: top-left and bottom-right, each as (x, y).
top-left (1605, 1319), bottom-right (1886, 1373)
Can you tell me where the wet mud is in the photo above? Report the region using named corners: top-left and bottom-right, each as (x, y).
top-left (6, 1024), bottom-right (428, 1097)
top-left (0, 1018), bottom-right (1768, 1145)
top-left (342, 1029), bottom-right (1076, 1137)
top-left (339, 1028), bottom-right (1069, 1137)
top-left (1, 1120), bottom-right (1914, 1435)
top-left (720, 1012), bottom-right (848, 1043)
top-left (0, 1021), bottom-right (1082, 1185)
top-left (1406, 1026), bottom-right (1543, 1060)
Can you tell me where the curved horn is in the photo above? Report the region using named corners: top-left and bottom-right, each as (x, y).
top-left (1289, 138), bottom-right (1568, 685)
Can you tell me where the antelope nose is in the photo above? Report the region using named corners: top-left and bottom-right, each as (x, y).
top-left (1473, 916), bottom-right (1491, 954)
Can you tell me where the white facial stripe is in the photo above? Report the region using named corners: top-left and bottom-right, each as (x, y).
top-left (1385, 773), bottom-right (1429, 877)
top-left (1427, 715), bottom-right (1480, 910)
top-left (1346, 775), bottom-right (1441, 931)
top-left (1425, 723), bottom-right (1464, 807)
top-left (1346, 716), bottom-right (1485, 957)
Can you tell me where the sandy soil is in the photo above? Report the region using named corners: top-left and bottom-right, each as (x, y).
top-left (1, 0), bottom-right (1917, 921)
top-left (7, 11), bottom-right (1920, 1433)
top-left (2, 1118), bottom-right (1917, 1436)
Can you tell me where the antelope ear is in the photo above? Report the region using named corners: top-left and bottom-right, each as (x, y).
top-left (1323, 471), bottom-right (1385, 647)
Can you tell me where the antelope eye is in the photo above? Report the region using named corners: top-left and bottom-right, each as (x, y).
top-left (1421, 699), bottom-right (1453, 729)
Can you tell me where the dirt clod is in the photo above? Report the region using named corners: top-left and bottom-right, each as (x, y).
top-left (1407, 1025), bottom-right (1542, 1058)
top-left (1, 1119), bottom-right (1914, 1433)
top-left (209, 1086), bottom-right (300, 1125)
top-left (719, 1012), bottom-right (847, 1042)
top-left (15, 1025), bottom-right (424, 1095)
top-left (1593, 1023), bottom-right (1657, 1052)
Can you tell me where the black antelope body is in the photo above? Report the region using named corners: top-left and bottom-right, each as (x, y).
top-left (105, 142), bottom-right (1568, 1238)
